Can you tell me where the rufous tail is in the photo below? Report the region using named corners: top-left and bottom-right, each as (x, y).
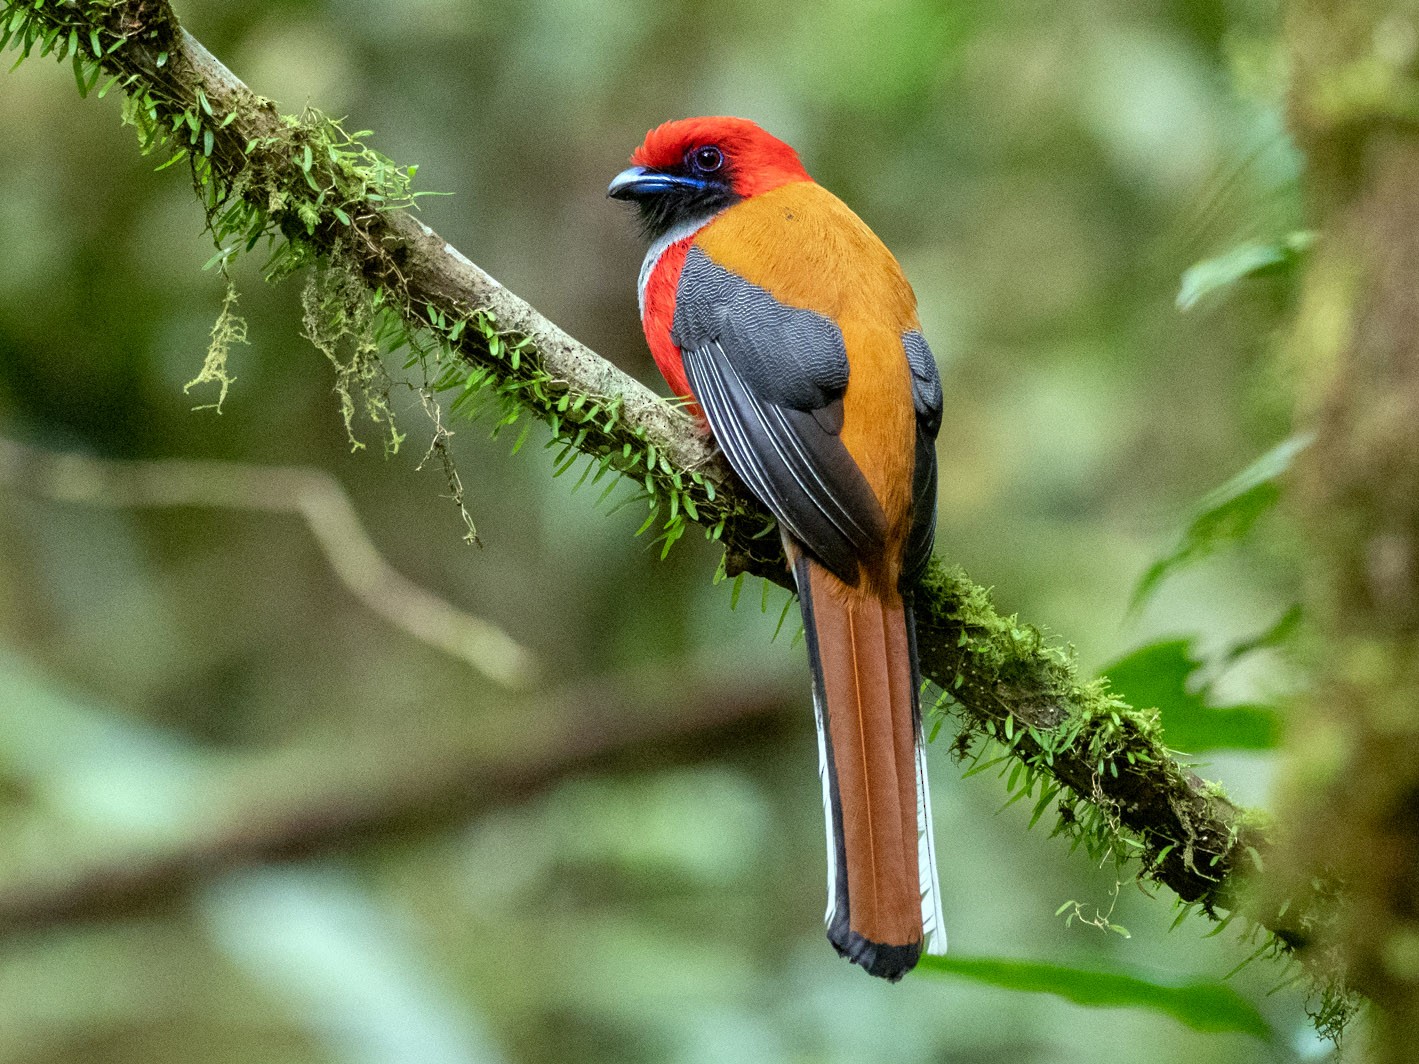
top-left (794, 554), bottom-right (946, 981)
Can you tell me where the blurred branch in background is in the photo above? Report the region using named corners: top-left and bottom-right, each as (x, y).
top-left (0, 435), bottom-right (537, 688)
top-left (0, 0), bottom-right (1330, 983)
top-left (0, 646), bottom-right (799, 935)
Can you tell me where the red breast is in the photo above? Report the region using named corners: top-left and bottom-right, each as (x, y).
top-left (640, 237), bottom-right (695, 401)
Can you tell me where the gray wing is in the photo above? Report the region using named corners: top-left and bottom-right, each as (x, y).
top-left (673, 246), bottom-right (887, 585)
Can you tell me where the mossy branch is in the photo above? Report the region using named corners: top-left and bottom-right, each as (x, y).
top-left (2, 0), bottom-right (1330, 964)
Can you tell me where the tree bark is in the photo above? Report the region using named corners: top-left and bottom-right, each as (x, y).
top-left (1282, 0), bottom-right (1419, 1052)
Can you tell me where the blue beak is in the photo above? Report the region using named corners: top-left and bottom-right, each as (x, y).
top-left (607, 166), bottom-right (706, 200)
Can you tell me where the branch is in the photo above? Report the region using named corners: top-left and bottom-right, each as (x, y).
top-left (0, 664), bottom-right (801, 934)
top-left (2, 0), bottom-right (1308, 945)
top-left (0, 435), bottom-right (537, 689)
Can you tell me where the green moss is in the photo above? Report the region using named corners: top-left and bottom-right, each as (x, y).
top-left (300, 257), bottom-right (403, 454)
top-left (184, 273), bottom-right (244, 413)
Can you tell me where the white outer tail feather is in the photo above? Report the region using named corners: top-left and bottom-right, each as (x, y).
top-left (916, 730), bottom-right (947, 955)
top-left (812, 684), bottom-right (840, 926)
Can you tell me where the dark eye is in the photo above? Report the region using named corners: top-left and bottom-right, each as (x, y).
top-left (692, 146), bottom-right (723, 172)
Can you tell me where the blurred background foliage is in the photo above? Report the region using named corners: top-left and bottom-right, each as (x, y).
top-left (0, 0), bottom-right (1340, 1060)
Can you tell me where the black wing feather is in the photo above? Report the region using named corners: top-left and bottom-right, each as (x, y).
top-left (683, 341), bottom-right (883, 583)
top-left (902, 331), bottom-right (943, 586)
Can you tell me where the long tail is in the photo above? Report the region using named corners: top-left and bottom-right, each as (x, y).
top-left (794, 554), bottom-right (947, 981)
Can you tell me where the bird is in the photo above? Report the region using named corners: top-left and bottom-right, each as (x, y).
top-left (609, 117), bottom-right (946, 981)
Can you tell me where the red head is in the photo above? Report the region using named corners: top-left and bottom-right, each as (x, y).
top-left (631, 117), bottom-right (811, 198)
top-left (609, 117), bottom-right (812, 238)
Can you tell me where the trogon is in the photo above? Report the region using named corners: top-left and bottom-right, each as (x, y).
top-left (609, 116), bottom-right (946, 981)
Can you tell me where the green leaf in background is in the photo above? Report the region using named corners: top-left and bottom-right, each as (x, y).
top-left (1132, 432), bottom-right (1314, 609)
top-left (915, 955), bottom-right (1274, 1041)
top-left (1101, 639), bottom-right (1280, 752)
top-left (1221, 604), bottom-right (1302, 666)
top-left (1176, 231), bottom-right (1315, 310)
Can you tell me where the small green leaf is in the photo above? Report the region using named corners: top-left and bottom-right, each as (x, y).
top-left (201, 245), bottom-right (235, 271)
top-left (1222, 604), bottom-right (1301, 666)
top-left (916, 955), bottom-right (1273, 1039)
top-left (771, 593), bottom-right (795, 641)
top-left (154, 149), bottom-right (186, 172)
top-left (1177, 231), bottom-right (1315, 311)
top-left (1133, 433), bottom-right (1313, 608)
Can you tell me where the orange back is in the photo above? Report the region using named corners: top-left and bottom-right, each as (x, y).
top-left (694, 182), bottom-right (921, 586)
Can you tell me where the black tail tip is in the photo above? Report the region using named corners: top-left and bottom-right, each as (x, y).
top-left (829, 927), bottom-right (921, 982)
